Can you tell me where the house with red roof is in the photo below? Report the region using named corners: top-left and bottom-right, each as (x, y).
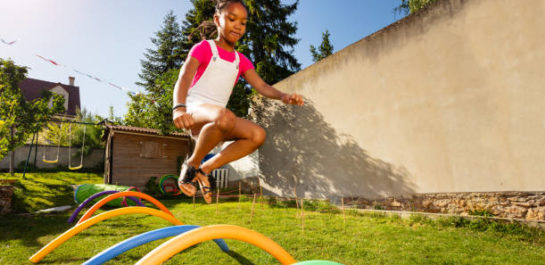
top-left (18, 76), bottom-right (81, 118)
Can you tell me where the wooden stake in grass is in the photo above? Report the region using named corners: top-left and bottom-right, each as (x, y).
top-left (301, 198), bottom-right (305, 233)
top-left (294, 186), bottom-right (299, 218)
top-left (341, 197), bottom-right (346, 227)
top-left (215, 187), bottom-right (220, 215)
top-left (259, 181), bottom-right (264, 209)
top-left (238, 182), bottom-right (242, 208)
top-left (250, 193), bottom-right (257, 224)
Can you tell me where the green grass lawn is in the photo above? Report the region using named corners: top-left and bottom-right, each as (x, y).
top-left (1, 172), bottom-right (103, 213)
top-left (1, 172), bottom-right (544, 265)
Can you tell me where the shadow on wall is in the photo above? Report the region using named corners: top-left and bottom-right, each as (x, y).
top-left (252, 98), bottom-right (416, 201)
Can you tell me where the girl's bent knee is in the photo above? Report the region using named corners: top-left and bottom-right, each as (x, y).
top-left (214, 109), bottom-right (236, 133)
top-left (253, 127), bottom-right (266, 146)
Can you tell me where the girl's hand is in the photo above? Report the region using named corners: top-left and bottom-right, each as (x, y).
top-left (281, 93), bottom-right (304, 106)
top-left (173, 108), bottom-right (194, 129)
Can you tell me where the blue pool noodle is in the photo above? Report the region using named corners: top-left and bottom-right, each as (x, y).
top-left (82, 225), bottom-right (229, 265)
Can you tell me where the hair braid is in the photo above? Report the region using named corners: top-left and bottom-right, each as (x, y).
top-left (189, 0), bottom-right (247, 40)
top-left (214, 0), bottom-right (247, 13)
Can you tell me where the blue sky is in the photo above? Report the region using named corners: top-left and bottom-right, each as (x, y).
top-left (0, 0), bottom-right (406, 118)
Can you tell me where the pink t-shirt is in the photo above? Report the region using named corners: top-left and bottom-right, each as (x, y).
top-left (189, 40), bottom-right (254, 87)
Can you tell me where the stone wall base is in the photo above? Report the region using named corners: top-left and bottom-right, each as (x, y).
top-left (343, 192), bottom-right (545, 221)
top-left (228, 177), bottom-right (261, 194)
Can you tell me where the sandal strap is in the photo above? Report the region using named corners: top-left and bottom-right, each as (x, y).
top-left (196, 167), bottom-right (207, 176)
top-left (207, 174), bottom-right (217, 190)
top-left (200, 185), bottom-right (212, 194)
top-left (180, 162), bottom-right (216, 192)
top-left (197, 167), bottom-right (216, 190)
top-left (180, 164), bottom-right (198, 184)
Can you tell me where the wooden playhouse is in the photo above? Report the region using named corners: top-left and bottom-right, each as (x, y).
top-left (102, 124), bottom-right (191, 189)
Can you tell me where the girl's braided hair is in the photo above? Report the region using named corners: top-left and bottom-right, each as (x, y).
top-left (214, 0), bottom-right (247, 13)
top-left (190, 0), bottom-right (247, 40)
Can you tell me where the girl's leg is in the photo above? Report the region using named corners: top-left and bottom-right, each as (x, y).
top-left (179, 104), bottom-right (238, 201)
top-left (180, 104), bottom-right (266, 203)
top-left (199, 117), bottom-right (266, 175)
top-left (186, 104), bottom-right (238, 169)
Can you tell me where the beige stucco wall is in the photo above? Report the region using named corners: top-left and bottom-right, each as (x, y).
top-left (253, 0), bottom-right (545, 199)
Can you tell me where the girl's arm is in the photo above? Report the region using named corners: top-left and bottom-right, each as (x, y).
top-left (243, 69), bottom-right (304, 106)
top-left (173, 56), bottom-right (200, 129)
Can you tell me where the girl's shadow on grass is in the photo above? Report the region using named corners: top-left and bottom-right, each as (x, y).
top-left (40, 257), bottom-right (87, 264)
top-left (226, 250), bottom-right (256, 265)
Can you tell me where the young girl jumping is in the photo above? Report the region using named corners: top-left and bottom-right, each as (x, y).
top-left (173, 0), bottom-right (304, 203)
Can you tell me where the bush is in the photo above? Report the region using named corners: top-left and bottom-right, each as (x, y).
top-left (144, 176), bottom-right (162, 197)
top-left (265, 197), bottom-right (341, 214)
top-left (469, 209), bottom-right (495, 217)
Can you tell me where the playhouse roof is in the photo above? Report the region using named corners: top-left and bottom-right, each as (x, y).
top-left (103, 124), bottom-right (190, 139)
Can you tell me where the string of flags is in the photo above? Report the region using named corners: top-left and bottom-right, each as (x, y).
top-left (33, 53), bottom-right (137, 96)
top-left (1, 38), bottom-right (17, 45)
top-left (2, 37), bottom-right (159, 105)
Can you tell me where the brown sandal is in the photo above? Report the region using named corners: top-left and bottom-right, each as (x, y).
top-left (178, 162), bottom-right (199, 197)
top-left (196, 173), bottom-right (213, 204)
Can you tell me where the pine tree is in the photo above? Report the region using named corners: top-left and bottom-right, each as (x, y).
top-left (310, 30), bottom-right (334, 62)
top-left (137, 11), bottom-right (185, 91)
top-left (181, 0), bottom-right (216, 52)
top-left (127, 11), bottom-right (186, 132)
top-left (242, 0), bottom-right (300, 83)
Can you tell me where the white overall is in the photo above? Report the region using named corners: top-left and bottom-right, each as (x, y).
top-left (186, 40), bottom-right (240, 140)
top-left (186, 40), bottom-right (240, 109)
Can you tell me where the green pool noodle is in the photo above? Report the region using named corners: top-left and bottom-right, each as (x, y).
top-left (74, 184), bottom-right (138, 207)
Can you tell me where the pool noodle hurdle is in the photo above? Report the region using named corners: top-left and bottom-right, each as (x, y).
top-left (121, 186), bottom-right (142, 206)
top-left (29, 207), bottom-right (183, 263)
top-left (76, 191), bottom-right (174, 224)
top-left (68, 190), bottom-right (144, 223)
top-left (82, 225), bottom-right (229, 265)
top-left (31, 190), bottom-right (344, 264)
top-left (80, 225), bottom-right (343, 265)
top-left (135, 224), bottom-right (297, 265)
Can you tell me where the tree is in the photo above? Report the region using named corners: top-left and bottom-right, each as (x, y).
top-left (126, 10), bottom-right (187, 133)
top-left (105, 106), bottom-right (124, 125)
top-left (182, 0), bottom-right (217, 53)
top-left (0, 107), bottom-right (13, 160)
top-left (0, 59), bottom-right (64, 174)
top-left (125, 69), bottom-right (179, 133)
top-left (310, 30), bottom-right (334, 62)
top-left (242, 0), bottom-right (300, 82)
top-left (137, 11), bottom-right (185, 90)
top-left (43, 120), bottom-right (70, 146)
top-left (68, 108), bottom-right (106, 158)
top-left (395, 0), bottom-right (439, 15)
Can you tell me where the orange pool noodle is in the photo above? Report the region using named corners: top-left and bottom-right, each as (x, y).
top-left (76, 191), bottom-right (173, 224)
top-left (29, 207), bottom-right (183, 263)
top-left (135, 224), bottom-right (296, 265)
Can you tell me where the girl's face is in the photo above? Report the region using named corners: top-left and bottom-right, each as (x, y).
top-left (214, 2), bottom-right (247, 45)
